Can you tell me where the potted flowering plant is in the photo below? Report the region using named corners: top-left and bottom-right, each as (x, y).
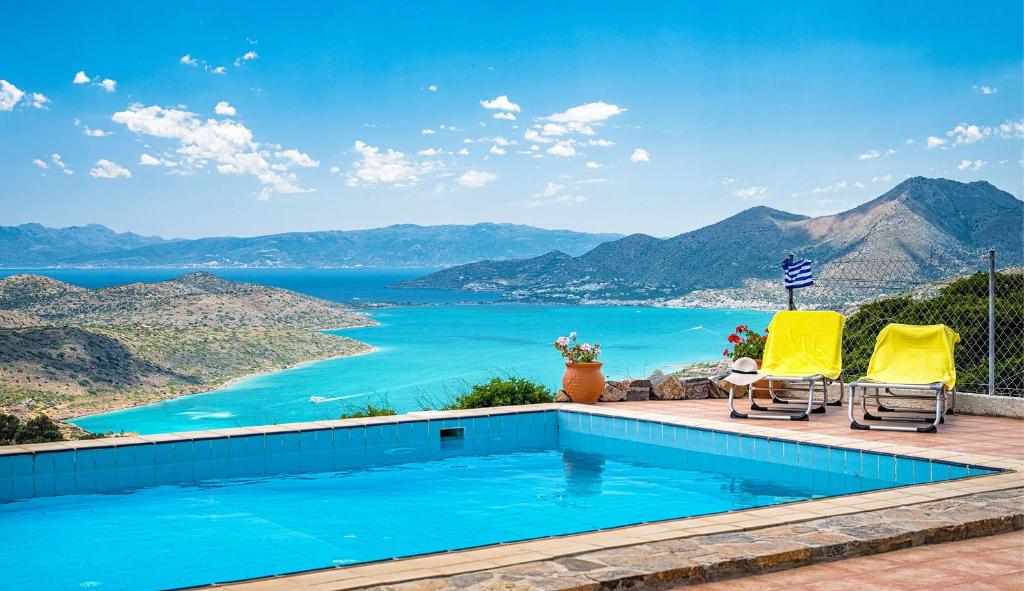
top-left (553, 332), bottom-right (604, 404)
top-left (722, 324), bottom-right (771, 397)
top-left (722, 325), bottom-right (767, 361)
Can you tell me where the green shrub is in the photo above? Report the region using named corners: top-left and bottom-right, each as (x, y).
top-left (444, 376), bottom-right (554, 410)
top-left (0, 414), bottom-right (19, 445)
top-left (0, 413), bottom-right (65, 445)
top-left (339, 402), bottom-right (398, 419)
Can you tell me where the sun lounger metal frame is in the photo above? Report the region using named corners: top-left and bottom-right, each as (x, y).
top-left (728, 375), bottom-right (843, 421)
top-left (848, 381), bottom-right (952, 433)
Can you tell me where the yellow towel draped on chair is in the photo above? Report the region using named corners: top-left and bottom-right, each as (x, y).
top-left (760, 310), bottom-right (845, 380)
top-left (862, 323), bottom-right (960, 389)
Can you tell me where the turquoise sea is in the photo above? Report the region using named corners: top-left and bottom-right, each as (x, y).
top-left (1, 269), bottom-right (770, 435)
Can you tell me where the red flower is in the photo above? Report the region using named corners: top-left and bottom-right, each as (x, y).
top-left (722, 348), bottom-right (730, 357)
top-left (735, 324), bottom-right (748, 333)
top-left (727, 333), bottom-right (741, 344)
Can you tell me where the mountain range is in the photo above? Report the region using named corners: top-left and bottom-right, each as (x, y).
top-left (399, 178), bottom-right (1024, 303)
top-left (0, 223), bottom-right (621, 268)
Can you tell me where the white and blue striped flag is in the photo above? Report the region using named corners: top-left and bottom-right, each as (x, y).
top-left (782, 258), bottom-right (814, 289)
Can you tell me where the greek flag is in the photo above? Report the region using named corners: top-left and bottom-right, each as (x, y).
top-left (782, 258), bottom-right (814, 289)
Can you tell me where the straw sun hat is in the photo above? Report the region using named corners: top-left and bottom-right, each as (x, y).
top-left (723, 357), bottom-right (761, 386)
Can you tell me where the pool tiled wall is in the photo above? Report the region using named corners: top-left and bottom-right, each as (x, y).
top-left (0, 410), bottom-right (559, 502)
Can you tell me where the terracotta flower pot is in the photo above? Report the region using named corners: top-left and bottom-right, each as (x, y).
top-left (562, 361), bottom-right (605, 404)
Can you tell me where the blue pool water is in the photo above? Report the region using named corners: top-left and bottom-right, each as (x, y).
top-left (0, 411), bottom-right (994, 591)
top-left (72, 305), bottom-right (771, 434)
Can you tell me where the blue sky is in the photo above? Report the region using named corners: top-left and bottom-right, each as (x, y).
top-left (1, 1), bottom-right (1021, 238)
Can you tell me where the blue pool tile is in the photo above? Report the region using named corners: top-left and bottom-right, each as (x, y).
top-left (895, 457), bottom-right (916, 485)
top-left (877, 454), bottom-right (896, 483)
top-left (846, 451), bottom-right (863, 477)
top-left (0, 455), bottom-right (12, 481)
top-left (11, 475), bottom-right (34, 499)
top-left (752, 436), bottom-right (769, 460)
top-left (299, 430), bottom-right (318, 452)
top-left (11, 453), bottom-right (33, 478)
top-left (828, 448), bottom-right (846, 473)
top-left (153, 442), bottom-right (176, 466)
top-left (190, 440), bottom-right (211, 464)
top-left (115, 445), bottom-right (137, 470)
top-left (768, 440), bottom-right (785, 463)
top-left (811, 446), bottom-right (829, 471)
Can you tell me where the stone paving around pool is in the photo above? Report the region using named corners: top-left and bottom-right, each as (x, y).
top-left (204, 400), bottom-right (1024, 591)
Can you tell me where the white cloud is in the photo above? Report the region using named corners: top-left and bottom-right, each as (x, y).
top-left (274, 149), bottom-right (319, 169)
top-left (349, 140), bottom-right (438, 186)
top-left (89, 159), bottom-right (131, 179)
top-left (138, 153), bottom-right (178, 167)
top-left (180, 54), bottom-right (198, 66)
top-left (585, 161), bottom-right (602, 169)
top-left (996, 118), bottom-right (1024, 139)
top-left (234, 51), bottom-right (258, 67)
top-left (329, 165), bottom-right (341, 174)
top-left (457, 148), bottom-right (470, 156)
top-left (885, 148), bottom-right (897, 155)
top-left (871, 174), bottom-right (893, 183)
top-left (456, 170), bottom-right (497, 188)
top-left (29, 92), bottom-right (50, 109)
top-left (214, 101), bottom-right (237, 116)
top-left (480, 95), bottom-right (521, 112)
top-left (489, 145), bottom-right (506, 155)
top-left (72, 71), bottom-right (117, 93)
top-left (524, 129), bottom-right (553, 144)
top-left (630, 148), bottom-right (651, 163)
top-left (732, 185), bottom-right (767, 201)
top-left (973, 85), bottom-right (997, 95)
top-left (957, 159), bottom-right (986, 171)
top-left (421, 128), bottom-right (436, 135)
top-left (32, 158), bottom-right (48, 170)
top-left (587, 138), bottom-right (615, 147)
top-left (490, 135), bottom-right (512, 146)
top-left (857, 149), bottom-right (881, 160)
top-left (493, 112), bottom-right (517, 120)
top-left (795, 180), bottom-right (848, 197)
top-left (720, 177), bottom-right (736, 185)
top-left (427, 84), bottom-right (438, 92)
top-left (211, 66), bottom-right (226, 75)
top-left (112, 103), bottom-right (314, 197)
top-left (0, 80), bottom-right (25, 111)
top-left (541, 123), bottom-right (568, 136)
top-left (947, 123), bottom-right (987, 145)
top-left (418, 148), bottom-right (441, 156)
top-left (83, 127), bottom-right (111, 137)
top-left (926, 136), bottom-right (947, 149)
top-left (526, 181), bottom-right (586, 208)
top-left (546, 141), bottom-right (577, 157)
top-left (854, 181), bottom-right (865, 188)
top-left (51, 153), bottom-right (73, 175)
top-left (544, 101), bottom-right (626, 135)
top-left (904, 138), bottom-right (915, 145)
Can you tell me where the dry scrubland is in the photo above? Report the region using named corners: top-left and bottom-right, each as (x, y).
top-left (0, 273), bottom-right (375, 422)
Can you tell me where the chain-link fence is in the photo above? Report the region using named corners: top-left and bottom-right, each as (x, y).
top-left (786, 250), bottom-right (1023, 397)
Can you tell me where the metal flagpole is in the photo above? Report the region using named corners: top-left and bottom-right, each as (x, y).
top-left (787, 253), bottom-right (795, 311)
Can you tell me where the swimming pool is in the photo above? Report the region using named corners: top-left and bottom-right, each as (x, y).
top-left (0, 409), bottom-right (996, 591)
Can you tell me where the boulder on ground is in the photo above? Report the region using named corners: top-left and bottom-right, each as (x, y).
top-left (599, 382), bottom-right (627, 402)
top-left (651, 375), bottom-right (686, 400)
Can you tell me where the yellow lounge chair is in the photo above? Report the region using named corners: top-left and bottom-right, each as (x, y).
top-left (728, 310), bottom-right (845, 421)
top-left (848, 323), bottom-right (960, 433)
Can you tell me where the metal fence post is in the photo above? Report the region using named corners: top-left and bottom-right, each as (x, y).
top-left (988, 249), bottom-right (996, 396)
top-left (787, 253), bottom-right (795, 311)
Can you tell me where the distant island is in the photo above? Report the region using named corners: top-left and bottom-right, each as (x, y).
top-left (0, 222), bottom-right (621, 269)
top-left (0, 272), bottom-right (376, 425)
top-left (399, 178), bottom-right (1024, 307)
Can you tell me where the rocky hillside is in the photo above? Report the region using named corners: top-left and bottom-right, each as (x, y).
top-left (6, 223), bottom-right (621, 268)
top-left (0, 273), bottom-right (376, 422)
top-left (401, 178), bottom-right (1024, 304)
top-left (0, 223), bottom-right (168, 267)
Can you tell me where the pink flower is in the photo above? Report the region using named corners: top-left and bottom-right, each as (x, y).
top-left (556, 336), bottom-right (570, 346)
top-left (581, 343), bottom-right (592, 352)
top-left (569, 331), bottom-right (577, 339)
